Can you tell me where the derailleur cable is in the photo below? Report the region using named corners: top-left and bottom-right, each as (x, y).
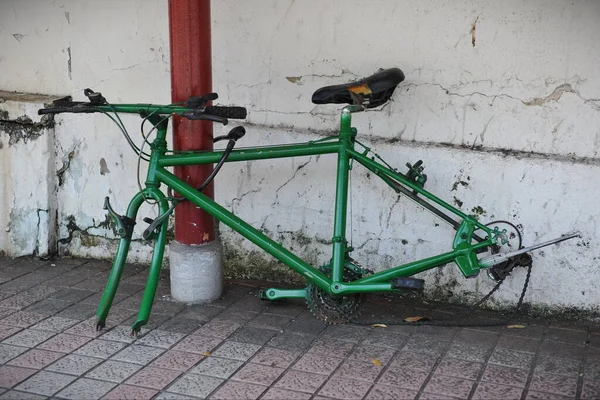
top-left (351, 257), bottom-right (533, 327)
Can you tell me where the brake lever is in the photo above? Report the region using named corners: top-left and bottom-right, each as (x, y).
top-left (213, 126), bottom-right (246, 143)
top-left (185, 93), bottom-right (218, 108)
top-left (180, 112), bottom-right (228, 125)
top-left (83, 88), bottom-right (107, 105)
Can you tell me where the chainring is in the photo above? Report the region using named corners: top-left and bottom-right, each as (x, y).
top-left (484, 221), bottom-right (524, 282)
top-left (306, 264), bottom-right (364, 324)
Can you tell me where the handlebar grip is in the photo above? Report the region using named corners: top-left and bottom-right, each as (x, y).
top-left (38, 107), bottom-right (97, 115)
top-left (38, 108), bottom-right (59, 115)
top-left (204, 106), bottom-right (247, 120)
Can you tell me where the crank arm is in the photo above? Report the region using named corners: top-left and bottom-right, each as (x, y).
top-left (479, 231), bottom-right (581, 268)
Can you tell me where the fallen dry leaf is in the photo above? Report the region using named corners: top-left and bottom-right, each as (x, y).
top-left (404, 316), bottom-right (428, 323)
top-left (200, 351), bottom-right (211, 356)
top-left (506, 325), bottom-right (526, 329)
top-left (372, 323), bottom-right (387, 328)
top-left (371, 358), bottom-right (383, 367)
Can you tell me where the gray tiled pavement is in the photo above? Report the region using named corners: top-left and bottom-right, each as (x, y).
top-left (0, 257), bottom-right (599, 399)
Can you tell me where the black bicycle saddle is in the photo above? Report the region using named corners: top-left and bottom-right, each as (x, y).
top-left (311, 67), bottom-right (405, 108)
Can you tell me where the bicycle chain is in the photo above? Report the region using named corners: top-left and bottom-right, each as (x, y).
top-left (350, 261), bottom-right (533, 327)
top-left (516, 262), bottom-right (532, 313)
top-left (305, 255), bottom-right (533, 327)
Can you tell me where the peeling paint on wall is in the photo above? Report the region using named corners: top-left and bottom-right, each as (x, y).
top-left (0, 114), bottom-right (54, 145)
top-left (67, 45), bottom-right (72, 80)
top-left (0, 94), bottom-right (58, 258)
top-left (99, 158), bottom-right (110, 175)
top-left (58, 214), bottom-right (114, 245)
top-left (523, 84), bottom-right (576, 106)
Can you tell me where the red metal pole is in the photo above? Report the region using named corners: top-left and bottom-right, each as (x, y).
top-left (168, 0), bottom-right (214, 245)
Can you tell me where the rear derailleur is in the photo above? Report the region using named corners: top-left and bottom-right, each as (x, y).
top-left (487, 253), bottom-right (533, 282)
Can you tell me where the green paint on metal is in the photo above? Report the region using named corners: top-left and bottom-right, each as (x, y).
top-left (159, 141), bottom-right (340, 166)
top-left (452, 218), bottom-right (482, 277)
top-left (155, 167), bottom-right (332, 292)
top-left (74, 102), bottom-right (504, 329)
top-left (263, 288), bottom-right (307, 300)
top-left (132, 188), bottom-right (170, 333)
top-left (330, 111), bottom-right (355, 283)
top-left (95, 191), bottom-right (146, 327)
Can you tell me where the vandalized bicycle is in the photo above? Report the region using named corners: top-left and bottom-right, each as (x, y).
top-left (39, 68), bottom-right (579, 333)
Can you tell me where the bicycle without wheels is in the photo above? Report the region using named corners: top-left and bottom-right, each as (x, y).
top-left (39, 68), bottom-right (579, 333)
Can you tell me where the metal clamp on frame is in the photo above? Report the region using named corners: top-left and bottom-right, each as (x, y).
top-left (104, 197), bottom-right (135, 238)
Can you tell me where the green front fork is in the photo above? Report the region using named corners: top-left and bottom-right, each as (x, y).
top-left (95, 188), bottom-right (169, 333)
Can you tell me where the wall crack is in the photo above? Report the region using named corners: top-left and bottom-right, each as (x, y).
top-left (58, 214), bottom-right (115, 245)
top-left (57, 150), bottom-right (75, 186)
top-left (470, 16), bottom-right (480, 47)
top-left (285, 70), bottom-right (360, 85)
top-left (230, 188), bottom-right (262, 211)
top-left (405, 81), bottom-right (599, 109)
top-left (274, 158), bottom-right (312, 200)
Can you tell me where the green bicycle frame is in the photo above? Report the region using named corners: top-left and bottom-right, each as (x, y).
top-left (92, 103), bottom-right (496, 331)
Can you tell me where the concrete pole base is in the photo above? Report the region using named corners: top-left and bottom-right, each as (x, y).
top-left (169, 240), bottom-right (223, 303)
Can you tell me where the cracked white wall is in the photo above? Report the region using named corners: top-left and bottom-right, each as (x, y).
top-left (0, 94), bottom-right (57, 257)
top-left (0, 0), bottom-right (170, 261)
top-left (1, 0), bottom-right (599, 311)
top-left (212, 0), bottom-right (600, 311)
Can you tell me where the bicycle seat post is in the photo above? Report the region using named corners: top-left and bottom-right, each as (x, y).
top-left (339, 105), bottom-right (363, 138)
top-left (342, 105), bottom-right (365, 113)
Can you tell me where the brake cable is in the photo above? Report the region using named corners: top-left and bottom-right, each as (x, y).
top-left (137, 112), bottom-right (175, 206)
top-left (142, 126), bottom-right (246, 239)
top-left (80, 88), bottom-right (150, 161)
top-left (99, 106), bottom-right (150, 161)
